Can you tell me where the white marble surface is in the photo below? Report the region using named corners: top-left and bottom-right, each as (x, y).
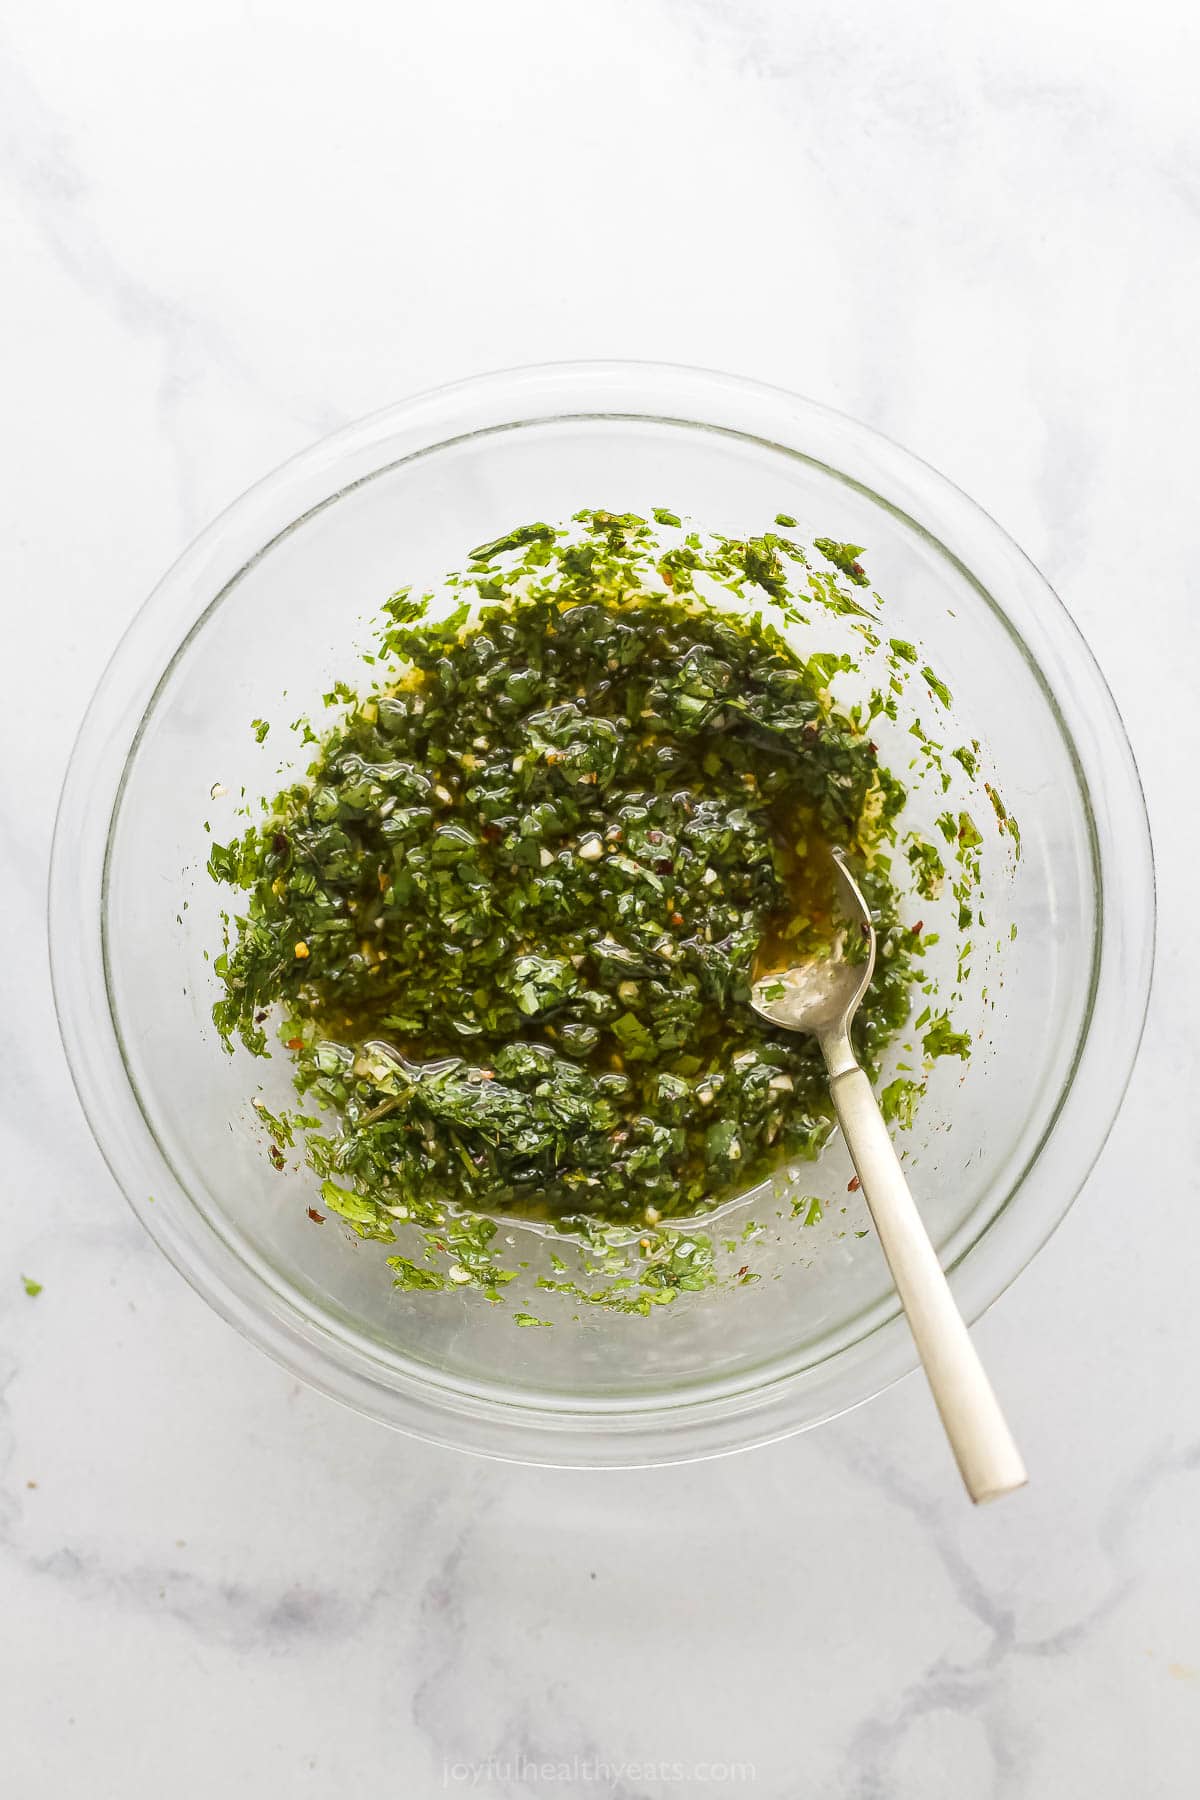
top-left (2, 1), bottom-right (1198, 1793)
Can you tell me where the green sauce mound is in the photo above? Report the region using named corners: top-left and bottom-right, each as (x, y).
top-left (210, 511), bottom-right (940, 1260)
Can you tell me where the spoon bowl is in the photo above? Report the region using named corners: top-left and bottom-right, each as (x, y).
top-left (751, 851), bottom-right (875, 1048)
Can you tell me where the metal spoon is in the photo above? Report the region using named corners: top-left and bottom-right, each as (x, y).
top-left (751, 850), bottom-right (1027, 1505)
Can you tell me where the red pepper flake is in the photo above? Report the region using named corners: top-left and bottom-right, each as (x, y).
top-left (736, 1265), bottom-right (749, 1278)
top-left (670, 912), bottom-right (685, 927)
top-left (482, 824), bottom-right (502, 843)
top-left (286, 1037), bottom-right (304, 1051)
top-left (255, 1010), bottom-right (268, 1024)
top-left (479, 1070), bottom-right (495, 1081)
top-left (912, 921), bottom-right (924, 936)
top-left (306, 1208), bottom-right (325, 1224)
top-left (268, 1144), bottom-right (286, 1171)
top-left (847, 1175), bottom-right (861, 1192)
top-left (661, 566), bottom-right (674, 587)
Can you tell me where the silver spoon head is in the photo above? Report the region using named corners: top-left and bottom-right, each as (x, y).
top-left (750, 849), bottom-right (876, 1037)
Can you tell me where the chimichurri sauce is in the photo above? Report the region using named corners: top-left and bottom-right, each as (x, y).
top-left (210, 512), bottom-right (924, 1233)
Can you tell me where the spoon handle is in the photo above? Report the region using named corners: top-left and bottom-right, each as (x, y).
top-left (824, 1057), bottom-right (1028, 1505)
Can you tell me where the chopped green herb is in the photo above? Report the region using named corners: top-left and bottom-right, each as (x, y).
top-left (957, 811), bottom-right (983, 850)
top-left (470, 522), bottom-right (556, 563)
top-left (211, 514), bottom-right (921, 1230)
top-left (208, 509), bottom-right (1000, 1296)
top-left (922, 1014), bottom-right (972, 1061)
top-left (880, 1076), bottom-right (923, 1128)
top-left (813, 538), bottom-right (870, 586)
top-left (906, 834), bottom-right (945, 901)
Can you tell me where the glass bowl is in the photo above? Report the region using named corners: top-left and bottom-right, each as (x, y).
top-left (49, 362), bottom-right (1154, 1466)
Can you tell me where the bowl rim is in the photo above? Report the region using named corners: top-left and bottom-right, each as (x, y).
top-left (48, 358), bottom-right (1156, 1466)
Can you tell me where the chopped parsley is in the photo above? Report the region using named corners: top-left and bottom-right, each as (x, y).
top-left (920, 666), bottom-right (953, 708)
top-left (905, 834), bottom-right (946, 901)
top-left (813, 538), bottom-right (870, 587)
top-left (209, 509), bottom-right (1006, 1302)
top-left (880, 1077), bottom-right (923, 1128)
top-left (922, 1014), bottom-right (973, 1061)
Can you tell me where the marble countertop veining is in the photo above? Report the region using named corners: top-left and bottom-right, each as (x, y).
top-left (2, 1), bottom-right (1198, 1794)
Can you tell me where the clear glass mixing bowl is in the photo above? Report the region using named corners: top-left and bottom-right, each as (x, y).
top-left (49, 363), bottom-right (1154, 1465)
